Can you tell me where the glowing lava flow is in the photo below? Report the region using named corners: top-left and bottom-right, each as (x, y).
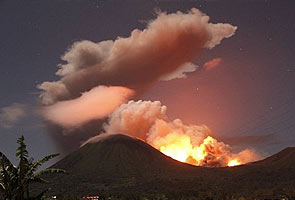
top-left (227, 159), bottom-right (240, 167)
top-left (159, 133), bottom-right (192, 162)
top-left (152, 132), bottom-right (245, 167)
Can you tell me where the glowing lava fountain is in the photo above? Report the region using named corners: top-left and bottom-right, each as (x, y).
top-left (151, 132), bottom-right (245, 167)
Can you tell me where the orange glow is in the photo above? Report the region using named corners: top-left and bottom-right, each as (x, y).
top-left (227, 159), bottom-right (240, 167)
top-left (153, 132), bottom-right (231, 166)
top-left (157, 133), bottom-right (193, 162)
top-left (150, 131), bottom-right (255, 167)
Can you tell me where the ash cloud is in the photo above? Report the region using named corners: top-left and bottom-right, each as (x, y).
top-left (39, 8), bottom-right (237, 105)
top-left (38, 8), bottom-right (237, 152)
top-left (0, 103), bottom-right (26, 129)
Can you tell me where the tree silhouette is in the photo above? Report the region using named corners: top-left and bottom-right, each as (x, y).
top-left (0, 136), bottom-right (66, 200)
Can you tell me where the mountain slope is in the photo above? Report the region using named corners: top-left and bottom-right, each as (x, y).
top-left (38, 134), bottom-right (209, 197)
top-left (36, 134), bottom-right (295, 199)
top-left (51, 134), bottom-right (200, 178)
top-left (250, 147), bottom-right (295, 168)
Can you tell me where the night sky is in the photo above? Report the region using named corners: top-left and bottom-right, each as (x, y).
top-left (0, 0), bottom-right (294, 164)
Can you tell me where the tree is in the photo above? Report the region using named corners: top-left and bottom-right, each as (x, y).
top-left (0, 152), bottom-right (18, 200)
top-left (0, 136), bottom-right (66, 200)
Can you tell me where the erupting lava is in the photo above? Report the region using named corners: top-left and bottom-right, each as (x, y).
top-left (227, 159), bottom-right (240, 167)
top-left (152, 132), bottom-right (246, 167)
top-left (98, 100), bottom-right (260, 168)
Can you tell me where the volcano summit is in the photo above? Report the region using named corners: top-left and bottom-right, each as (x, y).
top-left (36, 134), bottom-right (295, 199)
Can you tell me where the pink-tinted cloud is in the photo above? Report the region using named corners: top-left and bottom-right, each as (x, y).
top-left (203, 58), bottom-right (222, 70)
top-left (159, 62), bottom-right (199, 81)
top-left (42, 86), bottom-right (134, 128)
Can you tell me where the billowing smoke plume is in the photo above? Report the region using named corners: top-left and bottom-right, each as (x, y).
top-left (38, 8), bottom-right (237, 153)
top-left (39, 8), bottom-right (236, 105)
top-left (85, 100), bottom-right (260, 167)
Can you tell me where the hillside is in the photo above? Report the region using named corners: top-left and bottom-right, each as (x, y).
top-left (250, 147), bottom-right (295, 168)
top-left (35, 134), bottom-right (295, 199)
top-left (51, 134), bottom-right (197, 177)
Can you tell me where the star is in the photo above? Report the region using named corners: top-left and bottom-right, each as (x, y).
top-left (270, 106), bottom-right (273, 110)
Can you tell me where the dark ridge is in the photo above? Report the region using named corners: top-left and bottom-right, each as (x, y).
top-left (249, 147), bottom-right (295, 168)
top-left (51, 133), bottom-right (198, 176)
top-left (33, 134), bottom-right (295, 199)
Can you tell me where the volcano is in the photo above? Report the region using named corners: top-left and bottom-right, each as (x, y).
top-left (37, 134), bottom-right (295, 199)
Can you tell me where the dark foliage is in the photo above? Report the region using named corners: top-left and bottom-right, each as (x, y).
top-left (0, 136), bottom-right (66, 200)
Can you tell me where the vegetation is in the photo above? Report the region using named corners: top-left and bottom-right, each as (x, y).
top-left (0, 136), bottom-right (66, 200)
